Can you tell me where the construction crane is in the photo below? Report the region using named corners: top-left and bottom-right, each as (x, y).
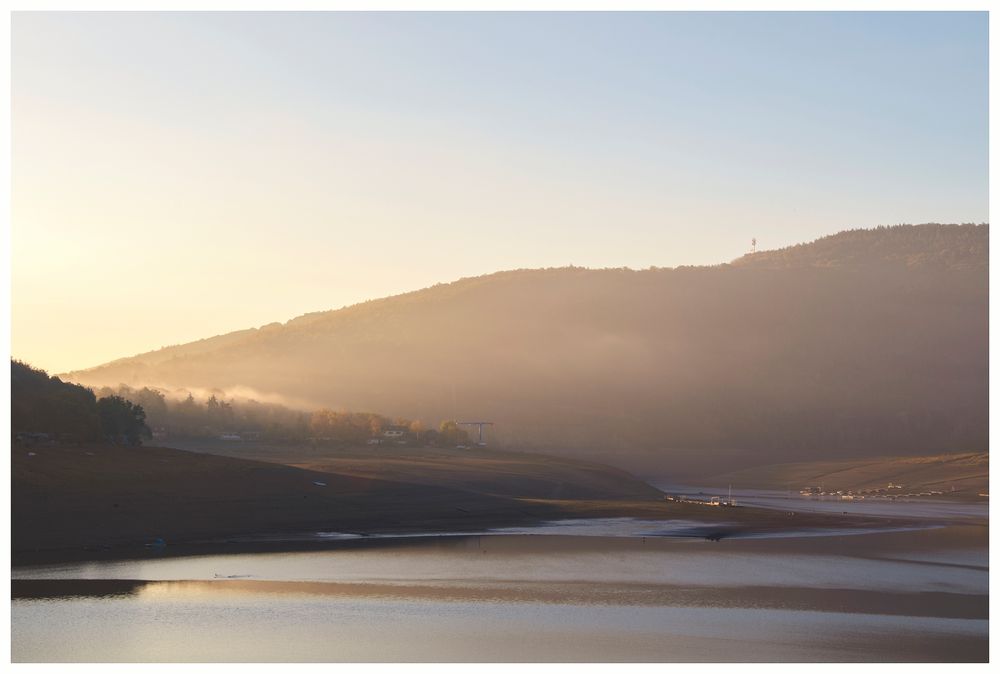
top-left (457, 421), bottom-right (494, 446)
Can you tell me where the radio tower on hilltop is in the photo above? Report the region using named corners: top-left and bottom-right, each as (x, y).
top-left (751, 237), bottom-right (757, 254)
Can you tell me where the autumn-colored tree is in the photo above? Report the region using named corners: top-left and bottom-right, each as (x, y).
top-left (438, 420), bottom-right (470, 446)
top-left (310, 408), bottom-right (339, 438)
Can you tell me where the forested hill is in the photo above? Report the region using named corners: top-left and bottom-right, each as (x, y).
top-left (63, 224), bottom-right (988, 475)
top-left (731, 223), bottom-right (986, 270)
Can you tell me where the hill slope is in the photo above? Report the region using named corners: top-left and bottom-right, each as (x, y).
top-left (705, 452), bottom-right (988, 498)
top-left (171, 440), bottom-right (664, 501)
top-left (65, 224), bottom-right (988, 475)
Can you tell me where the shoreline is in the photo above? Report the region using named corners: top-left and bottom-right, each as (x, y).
top-left (12, 502), bottom-right (982, 568)
top-left (13, 442), bottom-right (987, 568)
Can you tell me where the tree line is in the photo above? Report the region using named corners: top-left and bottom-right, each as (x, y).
top-left (13, 360), bottom-right (470, 448)
top-left (96, 384), bottom-right (469, 445)
top-left (307, 410), bottom-right (469, 446)
top-left (12, 360), bottom-right (149, 445)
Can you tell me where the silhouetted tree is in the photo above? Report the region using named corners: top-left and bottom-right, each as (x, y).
top-left (96, 395), bottom-right (150, 446)
top-left (11, 360), bottom-right (101, 441)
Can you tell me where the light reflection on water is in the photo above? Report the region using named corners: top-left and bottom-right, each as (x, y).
top-left (11, 594), bottom-right (987, 662)
top-left (11, 528), bottom-right (988, 662)
top-left (13, 529), bottom-right (987, 594)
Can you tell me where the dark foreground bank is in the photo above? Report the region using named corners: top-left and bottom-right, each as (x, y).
top-left (12, 441), bottom-right (955, 566)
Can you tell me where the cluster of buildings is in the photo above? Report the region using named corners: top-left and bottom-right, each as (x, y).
top-left (364, 425), bottom-right (410, 446)
top-left (215, 431), bottom-right (262, 442)
top-left (663, 493), bottom-right (740, 507)
top-left (798, 484), bottom-right (947, 500)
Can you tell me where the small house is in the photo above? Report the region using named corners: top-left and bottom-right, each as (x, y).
top-left (382, 425), bottom-right (408, 439)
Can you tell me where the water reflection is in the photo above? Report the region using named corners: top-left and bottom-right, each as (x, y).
top-left (12, 527), bottom-right (989, 662)
top-left (12, 577), bottom-right (988, 620)
top-left (11, 594), bottom-right (988, 662)
top-left (13, 529), bottom-right (988, 594)
top-left (12, 579), bottom-right (147, 600)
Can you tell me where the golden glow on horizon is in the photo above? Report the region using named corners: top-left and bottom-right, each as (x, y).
top-left (11, 12), bottom-right (987, 372)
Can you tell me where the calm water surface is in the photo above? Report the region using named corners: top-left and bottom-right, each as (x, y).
top-left (12, 525), bottom-right (988, 662)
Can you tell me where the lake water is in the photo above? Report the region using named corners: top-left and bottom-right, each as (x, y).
top-left (11, 523), bottom-right (988, 662)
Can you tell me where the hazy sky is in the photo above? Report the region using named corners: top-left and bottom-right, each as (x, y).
top-left (12, 11), bottom-right (988, 373)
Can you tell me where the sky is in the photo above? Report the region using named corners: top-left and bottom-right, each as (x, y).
top-left (11, 11), bottom-right (988, 373)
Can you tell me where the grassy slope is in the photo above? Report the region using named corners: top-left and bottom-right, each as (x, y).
top-left (12, 441), bottom-right (660, 558)
top-left (705, 452), bottom-right (988, 496)
top-left (11, 443), bottom-right (557, 555)
top-left (169, 440), bottom-right (664, 501)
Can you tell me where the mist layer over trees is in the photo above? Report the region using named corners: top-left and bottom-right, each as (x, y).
top-left (92, 384), bottom-right (309, 441)
top-left (64, 224), bottom-right (988, 475)
top-left (89, 383), bottom-right (470, 447)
